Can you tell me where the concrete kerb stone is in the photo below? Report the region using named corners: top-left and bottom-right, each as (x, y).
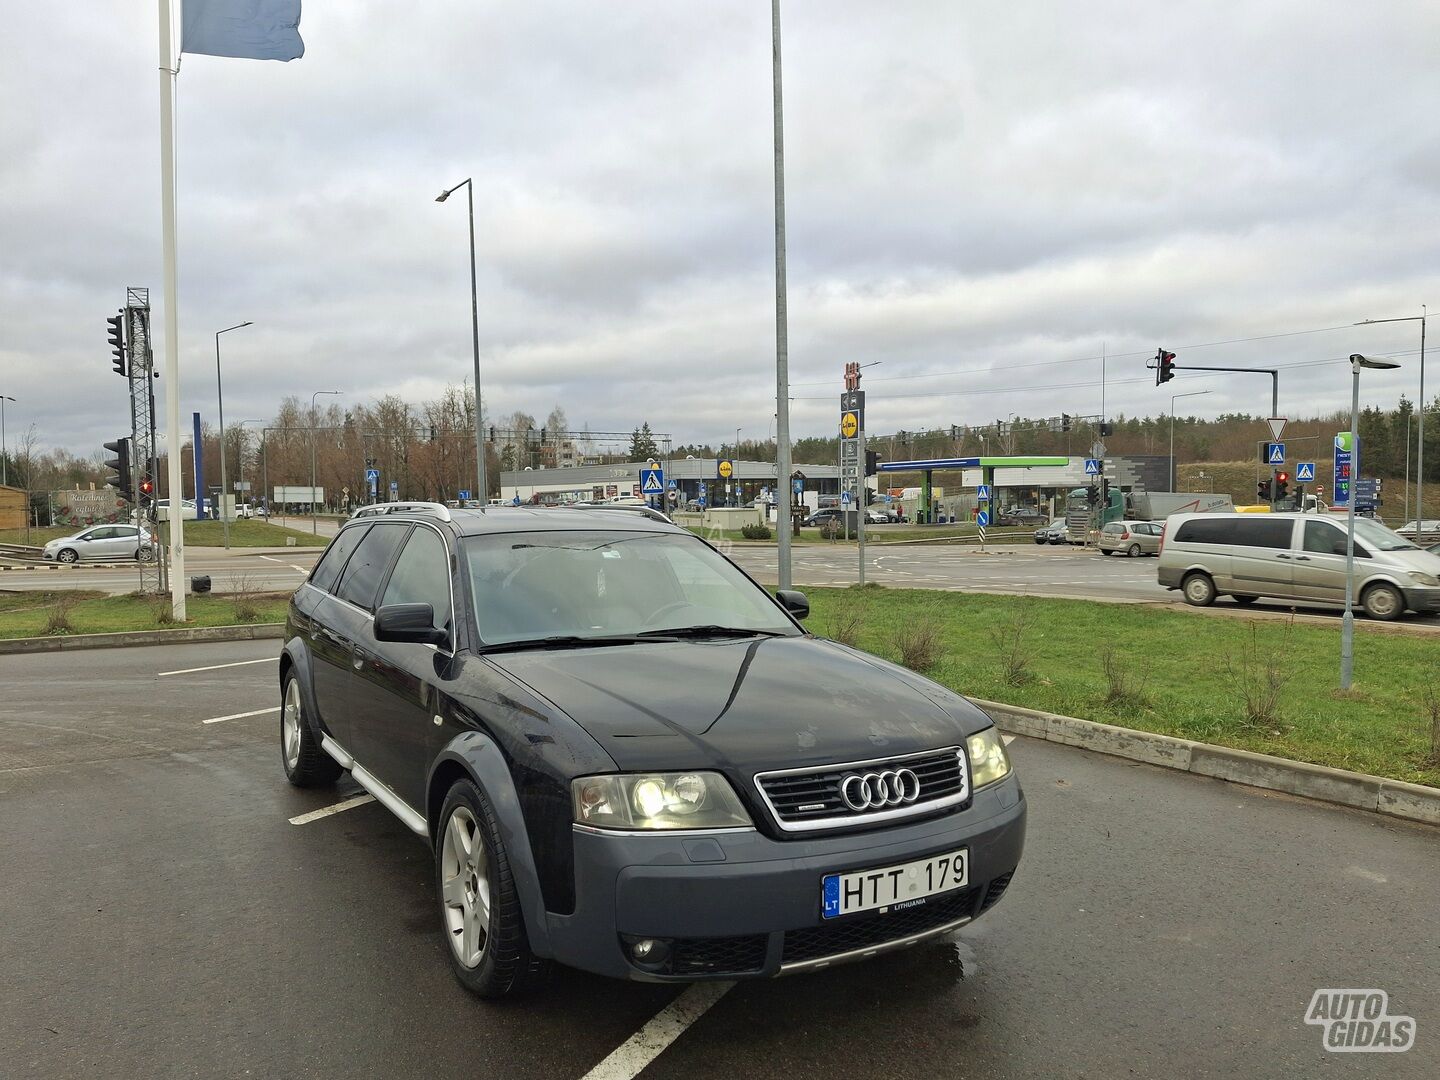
top-left (971, 696), bottom-right (1438, 828)
top-left (0, 623), bottom-right (284, 655)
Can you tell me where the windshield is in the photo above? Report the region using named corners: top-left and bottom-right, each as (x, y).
top-left (1349, 517), bottom-right (1418, 552)
top-left (462, 530), bottom-right (801, 646)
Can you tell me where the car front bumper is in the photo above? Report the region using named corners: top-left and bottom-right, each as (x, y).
top-left (1401, 585), bottom-right (1440, 613)
top-left (542, 775), bottom-right (1026, 982)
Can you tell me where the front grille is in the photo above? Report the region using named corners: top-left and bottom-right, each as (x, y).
top-left (980, 871), bottom-right (1013, 912)
top-left (668, 934), bottom-right (768, 977)
top-left (755, 747), bottom-right (969, 832)
top-left (782, 886), bottom-right (979, 964)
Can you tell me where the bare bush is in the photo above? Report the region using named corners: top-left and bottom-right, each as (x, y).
top-left (988, 603), bottom-right (1038, 687)
top-left (43, 593), bottom-right (80, 635)
top-left (896, 613), bottom-right (943, 672)
top-left (1224, 619), bottom-right (1291, 730)
top-left (146, 593), bottom-right (177, 626)
top-left (828, 603), bottom-right (865, 648)
top-left (1100, 646), bottom-right (1149, 709)
top-left (1423, 682), bottom-right (1440, 767)
top-left (229, 572), bottom-right (264, 623)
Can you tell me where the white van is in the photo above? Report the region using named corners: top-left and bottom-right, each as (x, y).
top-left (1157, 512), bottom-right (1440, 620)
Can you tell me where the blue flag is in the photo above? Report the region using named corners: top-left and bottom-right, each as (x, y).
top-left (182, 0), bottom-right (304, 61)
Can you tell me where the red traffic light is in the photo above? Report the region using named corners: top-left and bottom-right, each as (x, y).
top-left (139, 476), bottom-right (155, 496)
top-left (1277, 472), bottom-right (1288, 483)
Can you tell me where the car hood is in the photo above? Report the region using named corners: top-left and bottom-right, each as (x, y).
top-left (484, 635), bottom-right (992, 773)
top-left (1380, 547), bottom-right (1440, 575)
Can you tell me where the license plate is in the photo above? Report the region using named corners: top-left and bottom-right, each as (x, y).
top-left (821, 849), bottom-right (969, 919)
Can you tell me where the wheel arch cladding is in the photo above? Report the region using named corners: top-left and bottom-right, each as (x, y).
top-left (428, 732), bottom-right (557, 957)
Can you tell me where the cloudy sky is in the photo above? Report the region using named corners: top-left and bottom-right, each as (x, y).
top-left (3, 0), bottom-right (1439, 457)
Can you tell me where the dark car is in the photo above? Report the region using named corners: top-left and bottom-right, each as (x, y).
top-left (1033, 522), bottom-right (1067, 545)
top-left (999, 508), bottom-right (1048, 527)
top-left (803, 507), bottom-right (844, 527)
top-left (280, 504), bottom-right (1025, 997)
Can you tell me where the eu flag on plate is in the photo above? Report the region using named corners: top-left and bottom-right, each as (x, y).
top-left (182, 0), bottom-right (304, 61)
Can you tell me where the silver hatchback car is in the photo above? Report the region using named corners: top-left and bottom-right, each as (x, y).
top-left (43, 524), bottom-right (157, 563)
top-left (1098, 520), bottom-right (1162, 557)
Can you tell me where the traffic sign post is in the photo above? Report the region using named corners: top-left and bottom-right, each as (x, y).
top-left (1296, 462), bottom-right (1315, 482)
top-left (839, 388), bottom-right (867, 581)
top-left (1265, 442), bottom-right (1286, 465)
top-left (458, 489), bottom-right (471, 501)
top-left (639, 467), bottom-right (665, 500)
top-left (1084, 459), bottom-right (1101, 476)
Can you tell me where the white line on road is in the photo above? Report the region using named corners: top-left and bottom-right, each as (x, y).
top-left (158, 657), bottom-right (277, 677)
top-left (290, 565), bottom-right (308, 573)
top-left (259, 555), bottom-right (283, 562)
top-left (580, 980), bottom-right (735, 1080)
top-left (1002, 734), bottom-right (1015, 746)
top-left (202, 706), bottom-right (280, 725)
top-left (288, 795), bottom-right (376, 825)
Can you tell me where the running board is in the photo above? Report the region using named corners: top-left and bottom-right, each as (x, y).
top-left (321, 735), bottom-right (429, 838)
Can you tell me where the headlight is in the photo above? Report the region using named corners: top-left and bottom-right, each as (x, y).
top-left (1409, 572), bottom-right (1439, 586)
top-left (967, 727), bottom-right (1013, 788)
top-left (572, 772), bottom-right (751, 830)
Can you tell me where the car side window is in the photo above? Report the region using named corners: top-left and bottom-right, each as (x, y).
top-left (379, 527), bottom-right (452, 634)
top-left (1303, 520), bottom-right (1349, 556)
top-left (87, 527), bottom-right (114, 540)
top-left (336, 524), bottom-right (408, 612)
top-left (310, 524), bottom-right (370, 593)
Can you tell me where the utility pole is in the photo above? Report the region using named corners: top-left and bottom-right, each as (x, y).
top-left (771, 0), bottom-right (793, 590)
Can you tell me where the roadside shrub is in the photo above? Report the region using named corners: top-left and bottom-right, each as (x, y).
top-left (828, 602), bottom-right (865, 648)
top-left (146, 593), bottom-right (177, 626)
top-left (44, 593), bottom-right (80, 635)
top-left (741, 523), bottom-right (772, 540)
top-left (230, 572), bottom-right (263, 623)
top-left (896, 612), bottom-right (943, 672)
top-left (1100, 646), bottom-right (1149, 710)
top-left (1423, 682), bottom-right (1440, 767)
top-left (988, 603), bottom-right (1037, 687)
top-left (1224, 619), bottom-right (1291, 730)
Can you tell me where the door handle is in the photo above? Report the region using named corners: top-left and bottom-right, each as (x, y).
top-left (1294, 555), bottom-right (1311, 562)
top-left (1275, 554), bottom-right (1291, 560)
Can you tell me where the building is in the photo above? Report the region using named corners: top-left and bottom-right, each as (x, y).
top-left (500, 458), bottom-right (845, 509)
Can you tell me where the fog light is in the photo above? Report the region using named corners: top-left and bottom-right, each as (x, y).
top-left (631, 938), bottom-right (658, 959)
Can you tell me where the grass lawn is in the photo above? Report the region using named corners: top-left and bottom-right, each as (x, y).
top-left (803, 587), bottom-right (1440, 788)
top-left (0, 590), bottom-right (291, 639)
top-left (156, 519), bottom-right (329, 547)
top-left (0, 526), bottom-right (71, 546)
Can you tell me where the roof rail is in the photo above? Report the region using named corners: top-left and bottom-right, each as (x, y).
top-left (352, 501), bottom-right (453, 522)
top-left (561, 502), bottom-right (673, 524)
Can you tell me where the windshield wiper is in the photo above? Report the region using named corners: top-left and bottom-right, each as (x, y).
top-left (636, 625), bottom-right (787, 640)
top-left (478, 634), bottom-right (673, 655)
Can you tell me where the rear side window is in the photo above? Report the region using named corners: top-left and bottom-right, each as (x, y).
top-left (310, 525), bottom-right (369, 593)
top-left (335, 524), bottom-right (409, 611)
top-left (1174, 517), bottom-right (1293, 549)
top-left (380, 527), bottom-right (453, 633)
top-left (1103, 523), bottom-right (1122, 534)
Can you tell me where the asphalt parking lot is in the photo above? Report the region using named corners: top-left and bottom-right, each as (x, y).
top-left (3, 641), bottom-right (1437, 1079)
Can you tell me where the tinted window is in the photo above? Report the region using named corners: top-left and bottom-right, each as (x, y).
top-left (1102, 523), bottom-right (1122, 534)
top-left (310, 524), bottom-right (370, 593)
top-left (336, 524), bottom-right (409, 611)
top-left (1174, 517), bottom-right (1293, 549)
top-left (380, 527), bottom-right (452, 634)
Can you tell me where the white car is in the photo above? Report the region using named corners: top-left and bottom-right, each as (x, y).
top-left (155, 499), bottom-right (198, 521)
top-left (44, 524), bottom-right (157, 563)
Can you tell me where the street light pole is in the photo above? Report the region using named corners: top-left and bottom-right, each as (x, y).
top-left (1342, 354), bottom-right (1402, 689)
top-left (0, 395), bottom-right (14, 488)
top-left (436, 178), bottom-right (487, 504)
top-left (213, 322), bottom-right (252, 549)
top-left (1355, 309), bottom-right (1426, 534)
top-left (1169, 390), bottom-right (1211, 491)
top-left (771, 0), bottom-right (794, 589)
top-left (310, 390), bottom-right (342, 534)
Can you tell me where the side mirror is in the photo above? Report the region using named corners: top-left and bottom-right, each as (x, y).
top-left (374, 603), bottom-right (449, 646)
top-left (776, 589), bottom-right (810, 620)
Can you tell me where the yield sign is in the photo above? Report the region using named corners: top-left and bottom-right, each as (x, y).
top-left (1266, 417), bottom-right (1287, 441)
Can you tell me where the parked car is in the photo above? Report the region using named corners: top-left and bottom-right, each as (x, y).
top-left (280, 505), bottom-right (1024, 997)
top-left (1396, 519), bottom-right (1440, 540)
top-left (154, 498), bottom-right (197, 521)
top-left (1034, 523), bottom-right (1067, 545)
top-left (803, 508), bottom-right (844, 527)
top-left (43, 523), bottom-right (156, 563)
top-left (1098, 520), bottom-right (1163, 557)
top-left (999, 507), bottom-right (1048, 527)
top-left (1158, 512), bottom-right (1440, 619)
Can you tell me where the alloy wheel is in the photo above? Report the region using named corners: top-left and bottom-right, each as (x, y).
top-left (281, 679), bottom-right (302, 771)
top-left (441, 807), bottom-right (491, 969)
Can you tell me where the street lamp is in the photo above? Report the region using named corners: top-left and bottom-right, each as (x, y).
top-left (0, 395), bottom-right (15, 488)
top-left (310, 390), bottom-right (342, 534)
top-left (436, 178), bottom-right (487, 505)
top-left (1355, 309), bottom-right (1425, 536)
top-left (214, 321), bottom-right (252, 549)
top-left (1341, 354), bottom-right (1402, 690)
top-left (1169, 389), bottom-right (1212, 490)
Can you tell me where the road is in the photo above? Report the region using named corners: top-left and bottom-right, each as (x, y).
top-left (2, 640), bottom-right (1435, 1079)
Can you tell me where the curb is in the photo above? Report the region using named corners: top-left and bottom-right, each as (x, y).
top-left (0, 623), bottom-right (284, 655)
top-left (972, 697), bottom-right (1440, 829)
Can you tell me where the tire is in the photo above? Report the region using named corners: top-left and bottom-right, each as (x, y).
top-left (135, 547), bottom-right (157, 563)
top-left (436, 778), bottom-right (549, 999)
top-left (1127, 543), bottom-right (1142, 558)
top-left (1361, 583), bottom-right (1404, 622)
top-left (1034, 538), bottom-right (1045, 545)
top-left (280, 672), bottom-right (341, 787)
top-left (57, 548), bottom-right (79, 564)
top-left (1232, 595), bottom-right (1259, 606)
top-left (1181, 572), bottom-right (1216, 607)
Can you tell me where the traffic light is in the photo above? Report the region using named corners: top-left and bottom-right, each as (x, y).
top-left (488, 426), bottom-right (496, 442)
top-left (1099, 422), bottom-right (1114, 437)
top-left (1276, 472), bottom-right (1289, 501)
top-left (865, 449), bottom-right (879, 474)
top-left (1257, 479), bottom-right (1272, 501)
top-left (1155, 348), bottom-right (1176, 385)
top-left (107, 312), bottom-right (127, 377)
top-left (138, 474), bottom-right (155, 506)
top-left (1087, 483), bottom-right (1100, 505)
top-left (540, 428), bottom-right (546, 445)
top-left (104, 437), bottom-right (133, 502)
top-left (1061, 413), bottom-right (1071, 432)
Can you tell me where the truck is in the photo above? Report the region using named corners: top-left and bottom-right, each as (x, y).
top-left (1125, 491), bottom-right (1234, 521)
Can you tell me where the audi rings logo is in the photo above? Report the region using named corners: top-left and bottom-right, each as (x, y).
top-left (840, 769), bottom-right (921, 811)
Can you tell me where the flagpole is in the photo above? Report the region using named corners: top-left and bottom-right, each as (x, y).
top-left (158, 0), bottom-right (186, 618)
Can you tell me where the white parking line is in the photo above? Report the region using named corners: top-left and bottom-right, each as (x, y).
top-left (580, 980), bottom-right (735, 1080)
top-left (259, 555), bottom-right (283, 563)
top-left (202, 706), bottom-right (280, 725)
top-left (290, 565), bottom-right (309, 572)
top-left (158, 657), bottom-right (276, 677)
top-left (1002, 734), bottom-right (1015, 746)
top-left (288, 795), bottom-right (376, 825)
